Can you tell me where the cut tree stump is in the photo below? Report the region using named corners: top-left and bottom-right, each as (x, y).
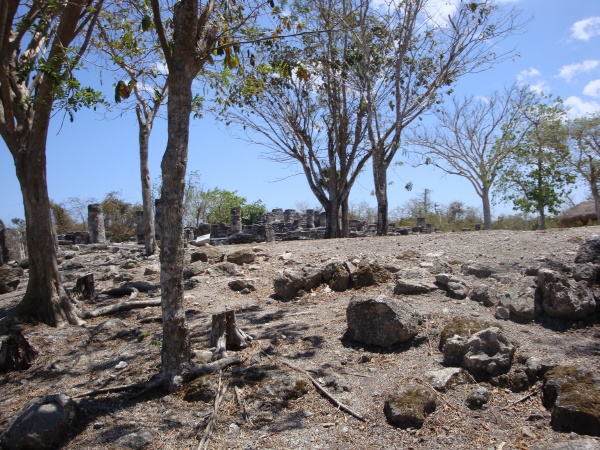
top-left (0, 328), bottom-right (38, 372)
top-left (72, 273), bottom-right (97, 301)
top-left (209, 310), bottom-right (252, 360)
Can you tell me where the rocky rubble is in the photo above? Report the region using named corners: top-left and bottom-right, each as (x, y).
top-left (0, 228), bottom-right (599, 449)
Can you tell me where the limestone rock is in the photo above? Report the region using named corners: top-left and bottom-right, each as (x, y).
top-left (273, 267), bottom-right (323, 300)
top-left (1, 394), bottom-right (79, 450)
top-left (542, 365), bottom-right (600, 436)
top-left (442, 327), bottom-right (515, 379)
top-left (438, 317), bottom-right (494, 351)
top-left (352, 260), bottom-right (392, 288)
top-left (435, 273), bottom-right (469, 299)
top-left (226, 250), bottom-right (256, 265)
top-left (466, 386), bottom-right (490, 410)
top-left (228, 279), bottom-right (257, 293)
top-left (322, 259), bottom-right (352, 292)
top-left (394, 268), bottom-right (438, 295)
top-left (461, 261), bottom-right (494, 278)
top-left (537, 269), bottom-right (596, 320)
top-left (90, 319), bottom-right (131, 342)
top-left (469, 283), bottom-right (497, 306)
top-left (115, 429), bottom-right (154, 449)
top-left (424, 367), bottom-right (474, 392)
top-left (574, 235), bottom-right (600, 264)
top-left (346, 295), bottom-right (420, 348)
top-left (384, 383), bottom-right (437, 429)
top-left (0, 265), bottom-right (24, 294)
top-left (498, 277), bottom-right (542, 321)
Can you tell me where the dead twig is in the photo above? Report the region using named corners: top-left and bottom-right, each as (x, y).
top-left (263, 351), bottom-right (366, 422)
top-left (234, 385), bottom-right (252, 424)
top-left (197, 370), bottom-right (228, 450)
top-left (500, 387), bottom-right (539, 411)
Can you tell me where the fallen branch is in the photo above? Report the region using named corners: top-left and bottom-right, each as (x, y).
top-left (500, 387), bottom-right (539, 411)
top-left (263, 352), bottom-right (366, 422)
top-left (197, 371), bottom-right (228, 450)
top-left (74, 357), bottom-right (241, 398)
top-left (82, 298), bottom-right (160, 318)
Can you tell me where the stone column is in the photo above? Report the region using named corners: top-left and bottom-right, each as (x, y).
top-left (284, 209), bottom-right (295, 224)
top-left (231, 206), bottom-right (242, 234)
top-left (87, 204), bottom-right (106, 244)
top-left (135, 210), bottom-right (145, 244)
top-left (305, 209), bottom-right (315, 229)
top-left (272, 208), bottom-right (283, 222)
top-left (0, 228), bottom-right (26, 262)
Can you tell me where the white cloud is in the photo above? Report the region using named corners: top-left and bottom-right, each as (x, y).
top-left (558, 60), bottom-right (600, 82)
top-left (564, 96), bottom-right (600, 118)
top-left (583, 79), bottom-right (600, 98)
top-left (571, 16), bottom-right (600, 41)
top-left (516, 67), bottom-right (549, 93)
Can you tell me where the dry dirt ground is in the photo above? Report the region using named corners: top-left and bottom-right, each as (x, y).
top-left (1, 227), bottom-right (600, 450)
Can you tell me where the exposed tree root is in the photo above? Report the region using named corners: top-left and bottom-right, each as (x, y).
top-left (197, 370), bottom-right (228, 450)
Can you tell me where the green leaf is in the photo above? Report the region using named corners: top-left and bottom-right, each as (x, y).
top-left (141, 15), bottom-right (152, 31)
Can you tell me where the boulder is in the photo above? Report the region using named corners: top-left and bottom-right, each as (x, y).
top-left (574, 235), bottom-right (600, 264)
top-left (438, 317), bottom-right (494, 351)
top-left (228, 279), bottom-right (257, 294)
top-left (322, 259), bottom-right (352, 292)
top-left (498, 277), bottom-right (542, 321)
top-left (273, 267), bottom-right (323, 300)
top-left (461, 261), bottom-right (494, 278)
top-left (352, 260), bottom-right (392, 288)
top-left (190, 248), bottom-right (224, 264)
top-left (537, 269), bottom-right (596, 320)
top-left (345, 295), bottom-right (420, 347)
top-left (435, 273), bottom-right (469, 299)
top-left (1, 394), bottom-right (79, 450)
top-left (226, 250), bottom-right (256, 265)
top-left (442, 327), bottom-right (515, 379)
top-left (384, 383), bottom-right (437, 429)
top-left (469, 283), bottom-right (497, 306)
top-left (542, 365), bottom-right (600, 436)
top-left (394, 268), bottom-right (438, 295)
top-left (0, 265), bottom-right (24, 294)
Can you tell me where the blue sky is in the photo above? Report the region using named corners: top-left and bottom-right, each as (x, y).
top-left (1, 0), bottom-right (600, 225)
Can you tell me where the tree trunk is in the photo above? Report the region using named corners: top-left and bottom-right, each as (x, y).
top-left (12, 138), bottom-right (83, 327)
top-left (538, 207), bottom-right (546, 230)
top-left (159, 71), bottom-right (193, 391)
top-left (324, 193), bottom-right (343, 239)
top-left (341, 197), bottom-right (349, 238)
top-left (373, 149), bottom-right (389, 236)
top-left (139, 124), bottom-right (157, 256)
top-left (481, 186), bottom-right (492, 230)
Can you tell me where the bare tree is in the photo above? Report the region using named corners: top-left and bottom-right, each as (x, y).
top-left (356, 0), bottom-right (524, 235)
top-left (567, 113), bottom-right (600, 222)
top-left (408, 85), bottom-right (526, 229)
top-left (94, 2), bottom-right (168, 256)
top-left (223, 0), bottom-right (370, 238)
top-left (0, 0), bottom-right (104, 326)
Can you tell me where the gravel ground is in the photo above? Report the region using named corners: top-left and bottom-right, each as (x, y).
top-left (1, 226), bottom-right (599, 450)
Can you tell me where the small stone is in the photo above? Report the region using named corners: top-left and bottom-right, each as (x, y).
top-left (495, 306), bottom-right (510, 320)
top-left (115, 361), bottom-right (128, 370)
top-left (359, 353), bottom-right (372, 363)
top-left (522, 426), bottom-right (535, 437)
top-left (93, 422), bottom-right (105, 429)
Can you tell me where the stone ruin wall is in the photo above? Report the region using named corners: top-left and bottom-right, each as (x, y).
top-left (46, 203), bottom-right (482, 250)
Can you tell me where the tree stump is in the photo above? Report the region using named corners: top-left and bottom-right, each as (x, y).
top-left (209, 310), bottom-right (252, 360)
top-left (0, 328), bottom-right (38, 372)
top-left (72, 273), bottom-right (96, 301)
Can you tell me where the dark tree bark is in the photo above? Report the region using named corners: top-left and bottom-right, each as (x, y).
top-left (0, 328), bottom-right (38, 372)
top-left (0, 0), bottom-right (103, 326)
